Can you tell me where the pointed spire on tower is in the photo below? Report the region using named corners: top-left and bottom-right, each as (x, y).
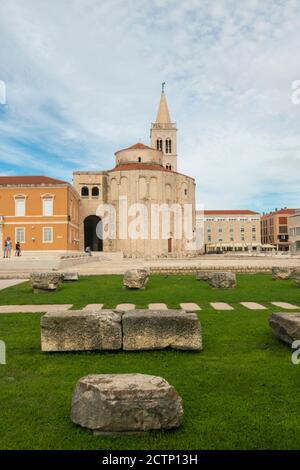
top-left (155, 82), bottom-right (171, 124)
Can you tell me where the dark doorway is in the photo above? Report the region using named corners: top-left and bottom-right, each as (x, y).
top-left (84, 215), bottom-right (103, 251)
top-left (168, 238), bottom-right (172, 253)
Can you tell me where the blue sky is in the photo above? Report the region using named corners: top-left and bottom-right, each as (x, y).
top-left (0, 0), bottom-right (300, 212)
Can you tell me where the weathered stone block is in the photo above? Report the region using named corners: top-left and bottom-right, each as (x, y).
top-left (123, 268), bottom-right (150, 289)
top-left (30, 272), bottom-right (63, 293)
top-left (41, 310), bottom-right (122, 352)
top-left (269, 312), bottom-right (300, 345)
top-left (195, 271), bottom-right (210, 281)
top-left (206, 271), bottom-right (236, 288)
top-left (122, 309), bottom-right (202, 351)
top-left (71, 373), bottom-right (183, 434)
top-left (272, 267), bottom-right (293, 280)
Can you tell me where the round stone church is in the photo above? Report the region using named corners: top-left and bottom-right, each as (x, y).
top-left (73, 88), bottom-right (196, 258)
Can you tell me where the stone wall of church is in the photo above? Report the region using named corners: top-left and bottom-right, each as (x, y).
top-left (106, 168), bottom-right (196, 258)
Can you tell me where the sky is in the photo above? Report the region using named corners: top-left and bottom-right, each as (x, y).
top-left (0, 0), bottom-right (300, 213)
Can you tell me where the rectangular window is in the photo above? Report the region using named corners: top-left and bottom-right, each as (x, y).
top-left (279, 225), bottom-right (288, 234)
top-left (15, 227), bottom-right (25, 243)
top-left (43, 227), bottom-right (53, 243)
top-left (43, 198), bottom-right (53, 216)
top-left (15, 198), bottom-right (25, 216)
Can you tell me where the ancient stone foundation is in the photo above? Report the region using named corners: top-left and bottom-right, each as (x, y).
top-left (71, 374), bottom-right (183, 434)
top-left (41, 309), bottom-right (202, 352)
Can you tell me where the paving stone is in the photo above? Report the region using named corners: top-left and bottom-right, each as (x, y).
top-left (148, 303), bottom-right (168, 310)
top-left (210, 302), bottom-right (234, 311)
top-left (0, 304), bottom-right (73, 313)
top-left (115, 304), bottom-right (135, 312)
top-left (82, 304), bottom-right (103, 311)
top-left (271, 302), bottom-right (300, 310)
top-left (240, 302), bottom-right (267, 310)
top-left (0, 279), bottom-right (28, 290)
top-left (180, 303), bottom-right (201, 312)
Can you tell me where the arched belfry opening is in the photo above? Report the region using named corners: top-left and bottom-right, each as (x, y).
top-left (84, 215), bottom-right (103, 251)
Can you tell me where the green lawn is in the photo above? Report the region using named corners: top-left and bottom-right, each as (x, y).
top-left (0, 274), bottom-right (300, 450)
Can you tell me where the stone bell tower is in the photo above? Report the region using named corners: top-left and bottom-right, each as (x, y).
top-left (150, 83), bottom-right (178, 171)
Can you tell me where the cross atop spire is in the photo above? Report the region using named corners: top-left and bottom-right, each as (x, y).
top-left (155, 84), bottom-right (171, 124)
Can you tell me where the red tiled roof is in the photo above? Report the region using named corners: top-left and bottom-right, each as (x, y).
top-left (261, 208), bottom-right (296, 219)
top-left (0, 176), bottom-right (69, 186)
top-left (199, 210), bottom-right (260, 215)
top-left (110, 163), bottom-right (172, 172)
top-left (115, 142), bottom-right (156, 153)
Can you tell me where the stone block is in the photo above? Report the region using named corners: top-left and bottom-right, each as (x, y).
top-left (269, 312), bottom-right (300, 346)
top-left (123, 268), bottom-right (150, 289)
top-left (30, 272), bottom-right (63, 293)
top-left (272, 267), bottom-right (293, 280)
top-left (41, 310), bottom-right (122, 352)
top-left (71, 373), bottom-right (183, 434)
top-left (122, 309), bottom-right (202, 351)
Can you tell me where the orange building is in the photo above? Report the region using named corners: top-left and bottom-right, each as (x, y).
top-left (0, 176), bottom-right (80, 253)
top-left (261, 208), bottom-right (296, 251)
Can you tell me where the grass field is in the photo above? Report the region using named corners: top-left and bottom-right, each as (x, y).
top-left (0, 274), bottom-right (300, 450)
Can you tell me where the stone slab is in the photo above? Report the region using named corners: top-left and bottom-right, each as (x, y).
top-left (271, 302), bottom-right (300, 310)
top-left (123, 309), bottom-right (202, 351)
top-left (240, 302), bottom-right (267, 310)
top-left (0, 279), bottom-right (28, 290)
top-left (115, 304), bottom-right (135, 312)
top-left (180, 303), bottom-right (201, 312)
top-left (269, 312), bottom-right (300, 345)
top-left (71, 374), bottom-right (183, 433)
top-left (82, 304), bottom-right (103, 311)
top-left (210, 302), bottom-right (234, 310)
top-left (41, 309), bottom-right (122, 351)
top-left (148, 303), bottom-right (168, 310)
top-left (0, 304), bottom-right (72, 313)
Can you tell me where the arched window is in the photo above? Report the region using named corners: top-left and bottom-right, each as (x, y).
top-left (92, 186), bottom-right (99, 197)
top-left (138, 157), bottom-right (141, 162)
top-left (166, 164), bottom-right (172, 170)
top-left (166, 139), bottom-right (172, 154)
top-left (81, 186), bottom-right (89, 197)
top-left (156, 138), bottom-right (163, 151)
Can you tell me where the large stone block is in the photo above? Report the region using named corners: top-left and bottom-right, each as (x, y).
top-left (123, 268), bottom-right (150, 289)
top-left (41, 310), bottom-right (122, 352)
top-left (30, 272), bottom-right (63, 293)
top-left (269, 312), bottom-right (300, 345)
top-left (71, 373), bottom-right (183, 434)
top-left (205, 272), bottom-right (236, 289)
top-left (272, 267), bottom-right (294, 280)
top-left (122, 309), bottom-right (202, 351)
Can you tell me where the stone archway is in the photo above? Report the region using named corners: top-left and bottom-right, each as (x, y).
top-left (84, 215), bottom-right (103, 251)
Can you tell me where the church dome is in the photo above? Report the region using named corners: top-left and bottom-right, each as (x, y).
top-left (115, 142), bottom-right (163, 166)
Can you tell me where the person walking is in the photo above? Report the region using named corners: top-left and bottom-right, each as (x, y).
top-left (15, 241), bottom-right (21, 257)
top-left (6, 237), bottom-right (12, 258)
top-left (3, 238), bottom-right (8, 258)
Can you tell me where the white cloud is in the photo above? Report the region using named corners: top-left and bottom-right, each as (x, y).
top-left (0, 0), bottom-right (299, 210)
